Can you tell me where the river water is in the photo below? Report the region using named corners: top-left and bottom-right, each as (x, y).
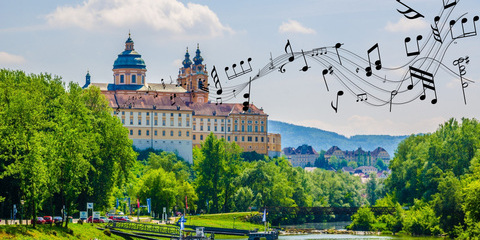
top-left (276, 234), bottom-right (440, 240)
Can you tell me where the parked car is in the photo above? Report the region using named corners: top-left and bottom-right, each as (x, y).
top-left (100, 216), bottom-right (108, 223)
top-left (53, 216), bottom-right (63, 223)
top-left (87, 216), bottom-right (105, 223)
top-left (31, 217), bottom-right (46, 224)
top-left (108, 216), bottom-right (130, 222)
top-left (43, 216), bottom-right (54, 224)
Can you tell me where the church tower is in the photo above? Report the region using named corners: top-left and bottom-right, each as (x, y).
top-left (178, 44), bottom-right (209, 103)
top-left (112, 33), bottom-right (147, 86)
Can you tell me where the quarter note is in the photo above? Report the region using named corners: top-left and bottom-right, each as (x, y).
top-left (331, 90), bottom-right (344, 113)
top-left (211, 65), bottom-right (223, 95)
top-left (334, 43), bottom-right (343, 65)
top-left (170, 93), bottom-right (176, 106)
top-left (321, 68), bottom-right (331, 92)
top-left (300, 50), bottom-right (310, 72)
top-left (365, 43), bottom-right (382, 77)
top-left (161, 78), bottom-right (166, 89)
top-left (396, 0), bottom-right (425, 19)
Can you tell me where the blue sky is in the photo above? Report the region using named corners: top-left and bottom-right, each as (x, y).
top-left (1, 0), bottom-right (479, 137)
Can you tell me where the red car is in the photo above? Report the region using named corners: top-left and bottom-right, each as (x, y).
top-left (43, 216), bottom-right (54, 224)
top-left (31, 217), bottom-right (46, 224)
top-left (87, 216), bottom-right (104, 223)
top-left (108, 216), bottom-right (129, 222)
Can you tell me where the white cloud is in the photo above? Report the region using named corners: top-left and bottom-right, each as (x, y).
top-left (278, 20), bottom-right (316, 34)
top-left (384, 18), bottom-right (429, 33)
top-left (0, 52), bottom-right (26, 65)
top-left (45, 0), bottom-right (234, 38)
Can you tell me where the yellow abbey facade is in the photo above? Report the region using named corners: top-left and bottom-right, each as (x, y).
top-left (84, 35), bottom-right (282, 162)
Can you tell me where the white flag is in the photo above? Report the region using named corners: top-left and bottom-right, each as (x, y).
top-left (262, 208), bottom-right (266, 222)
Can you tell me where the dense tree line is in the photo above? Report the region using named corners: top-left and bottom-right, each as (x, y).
top-left (349, 118), bottom-right (480, 238)
top-left (0, 70), bottom-right (136, 227)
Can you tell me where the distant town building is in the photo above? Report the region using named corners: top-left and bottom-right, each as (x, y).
top-left (83, 34), bottom-right (281, 162)
top-left (355, 166), bottom-right (378, 175)
top-left (325, 146), bottom-right (390, 166)
top-left (283, 144), bottom-right (319, 168)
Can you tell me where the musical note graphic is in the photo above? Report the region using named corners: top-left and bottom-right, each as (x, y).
top-left (356, 93), bottom-right (367, 102)
top-left (443, 0), bottom-right (457, 9)
top-left (409, 66), bottom-right (437, 104)
top-left (390, 90), bottom-right (398, 112)
top-left (331, 90), bottom-right (344, 113)
top-left (211, 66), bottom-right (223, 95)
top-left (450, 16), bottom-right (480, 40)
top-left (216, 97), bottom-right (222, 105)
top-left (170, 94), bottom-right (176, 106)
top-left (431, 16), bottom-right (443, 43)
top-left (404, 35), bottom-right (423, 56)
top-left (453, 57), bottom-right (469, 104)
top-left (242, 78), bottom-right (252, 112)
top-left (269, 52), bottom-right (275, 70)
top-left (300, 50), bottom-right (310, 72)
top-left (365, 43), bottom-right (382, 77)
top-left (312, 47), bottom-right (327, 56)
top-left (285, 39), bottom-right (295, 62)
top-left (161, 79), bottom-right (166, 89)
top-left (334, 43), bottom-right (343, 65)
top-left (396, 0), bottom-right (425, 19)
top-left (225, 58), bottom-right (253, 80)
top-left (321, 68), bottom-right (331, 92)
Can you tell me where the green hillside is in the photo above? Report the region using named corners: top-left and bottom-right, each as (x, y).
top-left (268, 120), bottom-right (409, 156)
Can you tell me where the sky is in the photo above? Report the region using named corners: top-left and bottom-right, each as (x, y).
top-left (1, 0), bottom-right (479, 137)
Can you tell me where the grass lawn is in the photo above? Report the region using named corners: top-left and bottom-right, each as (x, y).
top-left (0, 223), bottom-right (123, 240)
top-left (185, 212), bottom-right (265, 231)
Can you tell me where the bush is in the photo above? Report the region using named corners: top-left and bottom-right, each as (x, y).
top-left (347, 206), bottom-right (376, 231)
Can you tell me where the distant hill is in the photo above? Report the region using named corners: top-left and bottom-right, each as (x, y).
top-left (268, 120), bottom-right (410, 157)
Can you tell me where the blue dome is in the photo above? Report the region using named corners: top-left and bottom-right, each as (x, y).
top-left (113, 35), bottom-right (146, 70)
top-left (193, 45), bottom-right (203, 65)
top-left (113, 50), bottom-right (146, 69)
top-left (182, 48), bottom-right (192, 68)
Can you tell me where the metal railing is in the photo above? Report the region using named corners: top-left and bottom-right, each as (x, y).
top-left (106, 221), bottom-right (180, 236)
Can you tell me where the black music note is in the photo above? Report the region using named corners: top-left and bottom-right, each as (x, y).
top-left (269, 52), bottom-right (275, 70)
top-left (242, 77), bottom-right (252, 112)
top-left (431, 17), bottom-right (443, 43)
top-left (331, 91), bottom-right (344, 113)
top-left (285, 39), bottom-right (295, 62)
top-left (365, 43), bottom-right (382, 77)
top-left (450, 16), bottom-right (480, 40)
top-left (334, 43), bottom-right (343, 65)
top-left (279, 63), bottom-right (287, 73)
top-left (443, 0), bottom-right (457, 9)
top-left (312, 47), bottom-right (327, 56)
top-left (404, 35), bottom-right (423, 56)
top-left (300, 50), bottom-right (310, 72)
top-left (211, 66), bottom-right (223, 95)
top-left (390, 90), bottom-right (398, 112)
top-left (396, 0), bottom-right (425, 19)
top-left (216, 97), bottom-right (222, 105)
top-left (356, 68), bottom-right (360, 73)
top-left (356, 93), bottom-right (367, 102)
top-left (453, 57), bottom-right (469, 104)
top-left (321, 68), bottom-right (331, 92)
top-left (170, 94), bottom-right (176, 106)
top-left (409, 66), bottom-right (437, 104)
top-left (225, 58), bottom-right (253, 80)
top-left (233, 89), bottom-right (236, 98)
top-left (161, 79), bottom-right (166, 89)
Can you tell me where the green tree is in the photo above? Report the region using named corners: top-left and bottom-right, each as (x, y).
top-left (366, 175), bottom-right (378, 206)
top-left (137, 168), bottom-right (177, 216)
top-left (348, 206), bottom-right (376, 231)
